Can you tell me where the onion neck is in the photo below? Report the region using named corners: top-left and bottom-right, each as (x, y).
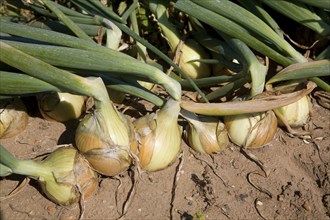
top-left (0, 145), bottom-right (51, 178)
top-left (150, 0), bottom-right (181, 52)
top-left (180, 109), bottom-right (203, 127)
top-left (91, 77), bottom-right (130, 147)
top-left (157, 98), bottom-right (181, 124)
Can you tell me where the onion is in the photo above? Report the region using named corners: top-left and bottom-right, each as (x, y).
top-left (0, 145), bottom-right (98, 205)
top-left (275, 95), bottom-right (311, 128)
top-left (37, 92), bottom-right (86, 122)
top-left (133, 98), bottom-right (182, 171)
top-left (182, 110), bottom-right (229, 154)
top-left (0, 98), bottom-right (29, 139)
top-left (75, 78), bottom-right (137, 176)
top-left (149, 1), bottom-right (211, 79)
top-left (75, 104), bottom-right (137, 176)
top-left (178, 39), bottom-right (211, 79)
top-left (224, 111), bottom-right (278, 148)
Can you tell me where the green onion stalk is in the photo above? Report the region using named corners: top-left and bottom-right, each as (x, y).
top-left (219, 33), bottom-right (267, 98)
top-left (174, 0), bottom-right (305, 66)
top-left (38, 0), bottom-right (93, 41)
top-left (129, 7), bottom-right (158, 90)
top-left (0, 37), bottom-right (181, 101)
top-left (19, 1), bottom-right (208, 102)
top-left (261, 0), bottom-right (330, 36)
top-left (0, 42), bottom-right (136, 176)
top-left (176, 0), bottom-right (329, 87)
top-left (175, 0), bottom-right (330, 92)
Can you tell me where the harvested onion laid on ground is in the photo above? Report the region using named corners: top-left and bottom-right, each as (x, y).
top-left (133, 98), bottom-right (182, 171)
top-left (177, 39), bottom-right (211, 79)
top-left (75, 78), bottom-right (137, 177)
top-left (224, 111), bottom-right (278, 149)
top-left (181, 109), bottom-right (229, 154)
top-left (0, 0), bottom-right (329, 218)
top-left (0, 145), bottom-right (98, 205)
top-left (275, 95), bottom-right (312, 128)
top-left (149, 0), bottom-right (211, 79)
top-left (38, 92), bottom-right (86, 122)
top-left (0, 98), bottom-right (29, 139)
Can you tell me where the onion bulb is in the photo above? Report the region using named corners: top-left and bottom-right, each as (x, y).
top-left (224, 111), bottom-right (278, 148)
top-left (75, 101), bottom-right (137, 176)
top-left (74, 77), bottom-right (137, 176)
top-left (0, 145), bottom-right (98, 205)
top-left (149, 1), bottom-right (210, 79)
top-left (133, 98), bottom-right (182, 171)
top-left (0, 98), bottom-right (28, 139)
top-left (182, 110), bottom-right (229, 154)
top-left (178, 39), bottom-right (211, 79)
top-left (37, 92), bottom-right (86, 122)
top-left (274, 95), bottom-right (311, 128)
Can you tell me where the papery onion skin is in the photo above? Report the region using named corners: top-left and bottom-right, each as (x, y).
top-left (0, 145), bottom-right (98, 206)
top-left (184, 115), bottom-right (229, 154)
top-left (75, 111), bottom-right (137, 176)
top-left (275, 95), bottom-right (311, 128)
top-left (39, 146), bottom-right (98, 205)
top-left (0, 98), bottom-right (28, 139)
top-left (133, 99), bottom-right (182, 171)
top-left (82, 147), bottom-right (132, 177)
top-left (224, 111), bottom-right (278, 149)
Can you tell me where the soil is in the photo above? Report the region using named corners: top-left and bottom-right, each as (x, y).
top-left (0, 95), bottom-right (329, 220)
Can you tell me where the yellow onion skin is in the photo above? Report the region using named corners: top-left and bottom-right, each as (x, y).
top-left (179, 39), bottom-right (211, 79)
top-left (224, 111), bottom-right (278, 149)
top-left (0, 98), bottom-right (28, 139)
top-left (75, 111), bottom-right (137, 176)
top-left (39, 146), bottom-right (98, 206)
top-left (133, 99), bottom-right (182, 171)
top-left (183, 115), bottom-right (229, 154)
top-left (38, 92), bottom-right (86, 122)
top-left (275, 96), bottom-right (311, 128)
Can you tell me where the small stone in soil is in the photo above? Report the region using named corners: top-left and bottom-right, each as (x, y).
top-left (46, 204), bottom-right (57, 213)
top-left (239, 194), bottom-right (248, 201)
top-left (302, 202), bottom-right (312, 211)
top-left (278, 194), bottom-right (285, 201)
